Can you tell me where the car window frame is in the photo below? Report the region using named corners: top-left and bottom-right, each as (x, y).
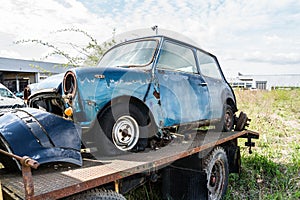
top-left (196, 50), bottom-right (225, 81)
top-left (0, 88), bottom-right (16, 99)
top-left (156, 40), bottom-right (200, 75)
top-left (97, 39), bottom-right (159, 68)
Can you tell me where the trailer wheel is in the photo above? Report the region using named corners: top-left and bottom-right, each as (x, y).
top-left (65, 189), bottom-right (126, 200)
top-left (204, 147), bottom-right (229, 200)
top-left (99, 103), bottom-right (148, 152)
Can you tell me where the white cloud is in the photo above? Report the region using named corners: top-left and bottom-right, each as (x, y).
top-left (0, 0), bottom-right (299, 76)
top-left (0, 50), bottom-right (21, 58)
top-left (0, 0), bottom-right (115, 62)
top-left (244, 51), bottom-right (300, 65)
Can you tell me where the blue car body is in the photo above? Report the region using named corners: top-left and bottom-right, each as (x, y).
top-left (0, 35), bottom-right (237, 169)
top-left (65, 36), bottom-right (236, 129)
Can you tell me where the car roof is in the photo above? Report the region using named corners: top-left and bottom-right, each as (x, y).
top-left (118, 35), bottom-right (217, 58)
top-left (0, 83), bottom-right (6, 88)
top-left (0, 83), bottom-right (10, 89)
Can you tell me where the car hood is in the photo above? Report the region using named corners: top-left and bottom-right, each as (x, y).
top-left (28, 73), bottom-right (64, 95)
top-left (70, 66), bottom-right (152, 93)
top-left (67, 65), bottom-right (151, 94)
top-left (0, 108), bottom-right (82, 168)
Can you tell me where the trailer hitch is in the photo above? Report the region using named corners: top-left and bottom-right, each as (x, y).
top-left (240, 132), bottom-right (259, 154)
top-left (0, 149), bottom-right (39, 199)
top-left (245, 136), bottom-right (255, 154)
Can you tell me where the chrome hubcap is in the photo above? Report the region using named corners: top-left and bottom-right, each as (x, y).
top-left (112, 115), bottom-right (139, 151)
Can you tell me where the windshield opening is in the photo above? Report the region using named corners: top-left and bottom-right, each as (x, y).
top-left (97, 40), bottom-right (158, 68)
top-left (0, 88), bottom-right (14, 98)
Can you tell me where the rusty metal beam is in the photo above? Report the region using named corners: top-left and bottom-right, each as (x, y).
top-left (0, 149), bottom-right (39, 199)
top-left (32, 130), bottom-right (259, 199)
top-left (0, 150), bottom-right (39, 170)
top-left (0, 180), bottom-right (3, 200)
top-left (0, 130), bottom-right (259, 200)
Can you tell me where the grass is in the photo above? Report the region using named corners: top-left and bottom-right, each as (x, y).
top-left (126, 89), bottom-right (300, 199)
top-left (224, 89), bottom-right (300, 200)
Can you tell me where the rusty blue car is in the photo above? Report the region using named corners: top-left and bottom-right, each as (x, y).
top-left (0, 35), bottom-right (237, 170)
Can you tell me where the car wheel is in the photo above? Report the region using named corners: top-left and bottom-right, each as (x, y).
top-left (204, 147), bottom-right (229, 200)
top-left (215, 104), bottom-right (234, 132)
top-left (222, 104), bottom-right (234, 132)
top-left (0, 139), bottom-right (20, 171)
top-left (100, 103), bottom-right (149, 152)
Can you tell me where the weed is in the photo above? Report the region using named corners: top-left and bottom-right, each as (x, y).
top-left (225, 89), bottom-right (300, 199)
top-left (127, 89), bottom-right (300, 199)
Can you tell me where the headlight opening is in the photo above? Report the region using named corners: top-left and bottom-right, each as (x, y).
top-left (63, 71), bottom-right (77, 97)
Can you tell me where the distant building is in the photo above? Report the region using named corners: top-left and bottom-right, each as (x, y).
top-left (228, 73), bottom-right (300, 90)
top-left (230, 76), bottom-right (255, 89)
top-left (0, 57), bottom-right (71, 93)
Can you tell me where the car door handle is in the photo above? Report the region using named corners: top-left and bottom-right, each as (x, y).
top-left (199, 82), bottom-right (208, 87)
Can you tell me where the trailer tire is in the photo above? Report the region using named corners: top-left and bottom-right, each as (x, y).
top-left (204, 147), bottom-right (229, 200)
top-left (65, 189), bottom-right (126, 200)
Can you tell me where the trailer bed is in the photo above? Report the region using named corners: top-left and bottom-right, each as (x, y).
top-left (0, 130), bottom-right (259, 200)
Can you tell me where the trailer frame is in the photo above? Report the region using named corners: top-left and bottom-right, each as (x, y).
top-left (0, 129), bottom-right (259, 200)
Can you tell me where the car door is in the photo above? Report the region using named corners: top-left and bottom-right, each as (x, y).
top-left (154, 40), bottom-right (210, 127)
top-left (197, 50), bottom-right (226, 119)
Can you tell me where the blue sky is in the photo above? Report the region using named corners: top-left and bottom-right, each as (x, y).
top-left (0, 0), bottom-right (299, 78)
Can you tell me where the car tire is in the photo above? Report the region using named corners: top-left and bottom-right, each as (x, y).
top-left (99, 103), bottom-right (149, 152)
top-left (0, 139), bottom-right (19, 171)
top-left (223, 104), bottom-right (234, 132)
top-left (215, 104), bottom-right (234, 132)
top-left (204, 147), bottom-right (229, 200)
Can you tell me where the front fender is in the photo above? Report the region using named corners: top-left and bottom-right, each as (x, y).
top-left (0, 108), bottom-right (82, 168)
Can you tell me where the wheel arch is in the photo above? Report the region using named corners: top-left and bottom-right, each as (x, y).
top-left (226, 98), bottom-right (237, 113)
top-left (97, 95), bottom-right (158, 132)
top-left (222, 141), bottom-right (241, 174)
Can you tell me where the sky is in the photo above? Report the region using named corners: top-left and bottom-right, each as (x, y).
top-left (0, 0), bottom-right (299, 78)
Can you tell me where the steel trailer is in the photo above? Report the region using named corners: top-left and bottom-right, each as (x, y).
top-left (0, 129), bottom-right (259, 200)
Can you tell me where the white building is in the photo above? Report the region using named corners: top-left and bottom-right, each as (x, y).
top-left (228, 73), bottom-right (300, 90)
top-left (0, 57), bottom-right (71, 93)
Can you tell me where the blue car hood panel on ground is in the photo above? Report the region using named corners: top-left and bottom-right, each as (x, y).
top-left (0, 108), bottom-right (82, 166)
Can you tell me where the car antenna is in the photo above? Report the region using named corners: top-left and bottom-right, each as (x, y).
top-left (151, 25), bottom-right (158, 35)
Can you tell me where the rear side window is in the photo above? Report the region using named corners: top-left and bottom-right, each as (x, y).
top-left (157, 41), bottom-right (198, 74)
top-left (197, 51), bottom-right (223, 80)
